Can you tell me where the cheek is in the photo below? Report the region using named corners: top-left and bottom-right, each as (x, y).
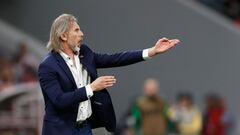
top-left (68, 36), bottom-right (75, 43)
top-left (71, 35), bottom-right (78, 42)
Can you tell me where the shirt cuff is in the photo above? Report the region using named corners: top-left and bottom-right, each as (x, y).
top-left (85, 85), bottom-right (94, 98)
top-left (142, 49), bottom-right (151, 60)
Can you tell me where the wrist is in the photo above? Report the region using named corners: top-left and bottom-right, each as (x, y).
top-left (90, 83), bottom-right (97, 91)
top-left (148, 47), bottom-right (156, 57)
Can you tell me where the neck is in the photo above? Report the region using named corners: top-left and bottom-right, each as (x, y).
top-left (62, 43), bottom-right (74, 58)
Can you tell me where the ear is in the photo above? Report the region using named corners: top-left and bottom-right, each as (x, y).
top-left (60, 33), bottom-right (68, 41)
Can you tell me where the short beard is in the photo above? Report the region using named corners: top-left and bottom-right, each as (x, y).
top-left (69, 44), bottom-right (80, 55)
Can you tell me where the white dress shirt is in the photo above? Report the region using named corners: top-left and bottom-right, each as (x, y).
top-left (59, 49), bottom-right (150, 122)
top-left (60, 51), bottom-right (93, 122)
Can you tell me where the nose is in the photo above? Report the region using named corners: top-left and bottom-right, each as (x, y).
top-left (80, 30), bottom-right (84, 37)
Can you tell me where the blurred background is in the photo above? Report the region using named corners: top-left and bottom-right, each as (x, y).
top-left (0, 0), bottom-right (240, 135)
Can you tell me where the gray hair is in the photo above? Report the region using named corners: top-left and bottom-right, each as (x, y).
top-left (47, 14), bottom-right (77, 52)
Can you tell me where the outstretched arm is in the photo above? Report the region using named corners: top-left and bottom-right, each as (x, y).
top-left (94, 37), bottom-right (180, 68)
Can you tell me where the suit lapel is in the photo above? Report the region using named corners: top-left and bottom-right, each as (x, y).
top-left (52, 52), bottom-right (77, 88)
top-left (79, 48), bottom-right (97, 80)
top-left (79, 56), bottom-right (96, 80)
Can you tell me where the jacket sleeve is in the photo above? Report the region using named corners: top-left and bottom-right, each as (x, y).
top-left (38, 62), bottom-right (88, 109)
top-left (93, 50), bottom-right (145, 68)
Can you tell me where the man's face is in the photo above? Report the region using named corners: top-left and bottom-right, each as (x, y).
top-left (66, 21), bottom-right (84, 53)
top-left (144, 79), bottom-right (159, 97)
top-left (179, 97), bottom-right (192, 109)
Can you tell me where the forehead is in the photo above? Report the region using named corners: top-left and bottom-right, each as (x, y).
top-left (70, 21), bottom-right (80, 29)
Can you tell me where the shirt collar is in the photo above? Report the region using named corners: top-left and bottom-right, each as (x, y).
top-left (59, 51), bottom-right (75, 62)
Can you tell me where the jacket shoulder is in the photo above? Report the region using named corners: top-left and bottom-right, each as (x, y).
top-left (40, 53), bottom-right (56, 64)
top-left (81, 44), bottom-right (94, 53)
top-left (38, 52), bottom-right (57, 72)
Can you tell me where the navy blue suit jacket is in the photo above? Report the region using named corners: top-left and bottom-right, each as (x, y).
top-left (38, 44), bottom-right (145, 135)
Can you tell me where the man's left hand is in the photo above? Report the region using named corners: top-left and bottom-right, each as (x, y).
top-left (148, 37), bottom-right (180, 57)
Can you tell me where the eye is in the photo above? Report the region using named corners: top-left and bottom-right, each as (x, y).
top-left (75, 28), bottom-right (80, 32)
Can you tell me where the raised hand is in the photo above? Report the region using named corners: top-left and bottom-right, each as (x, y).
top-left (148, 37), bottom-right (180, 57)
top-left (90, 76), bottom-right (117, 91)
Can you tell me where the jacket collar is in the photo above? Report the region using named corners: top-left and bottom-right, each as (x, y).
top-left (79, 47), bottom-right (97, 80)
top-left (52, 51), bottom-right (77, 87)
top-left (51, 45), bottom-right (96, 85)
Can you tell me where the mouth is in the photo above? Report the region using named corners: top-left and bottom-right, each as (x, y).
top-left (77, 39), bottom-right (83, 47)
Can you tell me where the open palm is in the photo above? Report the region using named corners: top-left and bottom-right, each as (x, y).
top-left (154, 38), bottom-right (180, 54)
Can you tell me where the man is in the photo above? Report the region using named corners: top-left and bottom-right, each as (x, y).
top-left (169, 93), bottom-right (202, 135)
top-left (128, 79), bottom-right (172, 135)
top-left (38, 14), bottom-right (180, 135)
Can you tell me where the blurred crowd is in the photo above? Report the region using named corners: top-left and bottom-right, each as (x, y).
top-left (0, 42), bottom-right (38, 91)
top-left (116, 78), bottom-right (235, 135)
top-left (198, 0), bottom-right (240, 26)
top-left (0, 42), bottom-right (40, 135)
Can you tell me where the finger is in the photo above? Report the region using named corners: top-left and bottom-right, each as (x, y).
top-left (102, 76), bottom-right (115, 79)
top-left (103, 77), bottom-right (116, 81)
top-left (105, 79), bottom-right (117, 84)
top-left (160, 39), bottom-right (169, 43)
top-left (161, 37), bottom-right (169, 40)
top-left (105, 83), bottom-right (114, 88)
top-left (173, 39), bottom-right (180, 42)
top-left (105, 82), bottom-right (115, 87)
top-left (170, 39), bottom-right (180, 45)
top-left (106, 78), bottom-right (116, 82)
top-left (172, 39), bottom-right (180, 43)
top-left (159, 37), bottom-right (169, 42)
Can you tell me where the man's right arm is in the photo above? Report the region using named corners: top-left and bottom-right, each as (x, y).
top-left (38, 62), bottom-right (116, 109)
top-left (38, 63), bottom-right (89, 109)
